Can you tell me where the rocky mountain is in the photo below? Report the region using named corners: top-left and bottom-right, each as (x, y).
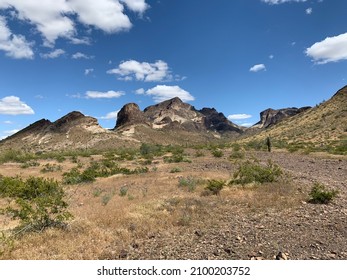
top-left (115, 97), bottom-right (242, 134)
top-left (1, 86), bottom-right (345, 152)
top-left (0, 111), bottom-right (115, 152)
top-left (253, 106), bottom-right (311, 129)
top-left (243, 85), bottom-right (347, 148)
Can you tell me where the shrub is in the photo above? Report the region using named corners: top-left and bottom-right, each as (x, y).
top-left (21, 161), bottom-right (40, 169)
top-left (178, 176), bottom-right (198, 192)
top-left (119, 186), bottom-right (128, 197)
top-left (230, 160), bottom-right (283, 185)
top-left (0, 176), bottom-right (72, 232)
top-left (308, 182), bottom-right (338, 204)
top-left (62, 168), bottom-right (96, 184)
top-left (205, 179), bottom-right (225, 195)
top-left (211, 149), bottom-right (223, 158)
top-left (40, 163), bottom-right (62, 173)
top-left (170, 167), bottom-right (182, 173)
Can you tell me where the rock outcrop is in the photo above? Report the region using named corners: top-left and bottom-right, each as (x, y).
top-left (116, 103), bottom-right (146, 128)
top-left (113, 97), bottom-right (241, 133)
top-left (253, 107), bottom-right (311, 129)
top-left (199, 107), bottom-right (242, 133)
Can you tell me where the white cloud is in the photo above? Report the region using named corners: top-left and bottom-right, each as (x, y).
top-left (262, 0), bottom-right (307, 4)
top-left (85, 90), bottom-right (125, 99)
top-left (249, 64), bottom-right (266, 72)
top-left (145, 85), bottom-right (195, 103)
top-left (306, 7), bottom-right (312, 15)
top-left (107, 59), bottom-right (177, 82)
top-left (120, 0), bottom-right (149, 13)
top-left (0, 96), bottom-right (35, 115)
top-left (0, 0), bottom-right (149, 47)
top-left (227, 114), bottom-right (252, 120)
top-left (69, 37), bottom-right (91, 45)
top-left (4, 129), bottom-right (19, 135)
top-left (84, 68), bottom-right (94, 75)
top-left (40, 48), bottom-right (65, 59)
top-left (239, 123), bottom-right (253, 127)
top-left (72, 52), bottom-right (94, 59)
top-left (0, 16), bottom-right (34, 59)
top-left (269, 54), bottom-right (274, 59)
top-left (135, 88), bottom-right (145, 94)
top-left (3, 120), bottom-right (13, 124)
top-left (100, 110), bottom-right (120, 120)
top-left (306, 32), bottom-right (347, 64)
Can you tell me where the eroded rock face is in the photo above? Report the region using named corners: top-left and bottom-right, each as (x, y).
top-left (113, 97), bottom-right (242, 133)
top-left (254, 107), bottom-right (311, 128)
top-left (115, 103), bottom-right (146, 128)
top-left (199, 108), bottom-right (242, 133)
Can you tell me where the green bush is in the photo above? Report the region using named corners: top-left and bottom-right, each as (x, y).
top-left (211, 149), bottom-right (223, 158)
top-left (40, 163), bottom-right (62, 173)
top-left (170, 167), bottom-right (182, 173)
top-left (178, 176), bottom-right (198, 192)
top-left (119, 186), bottom-right (128, 197)
top-left (21, 161), bottom-right (40, 169)
top-left (230, 160), bottom-right (283, 185)
top-left (62, 162), bottom-right (148, 185)
top-left (0, 176), bottom-right (72, 232)
top-left (308, 182), bottom-right (338, 204)
top-left (205, 179), bottom-right (225, 195)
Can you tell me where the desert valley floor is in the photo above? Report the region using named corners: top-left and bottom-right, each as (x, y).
top-left (0, 147), bottom-right (346, 260)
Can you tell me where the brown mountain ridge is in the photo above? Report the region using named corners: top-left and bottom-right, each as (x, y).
top-left (1, 86), bottom-right (345, 152)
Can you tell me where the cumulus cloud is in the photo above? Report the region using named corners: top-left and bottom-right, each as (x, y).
top-left (40, 49), bottom-right (65, 59)
top-left (306, 7), bottom-right (313, 14)
top-left (145, 85), bottom-right (195, 103)
top-left (0, 16), bottom-right (34, 59)
top-left (84, 68), bottom-right (94, 75)
top-left (0, 96), bottom-right (35, 115)
top-left (120, 0), bottom-right (149, 13)
top-left (306, 33), bottom-right (347, 64)
top-left (249, 64), bottom-right (266, 72)
top-left (227, 114), bottom-right (252, 121)
top-left (107, 60), bottom-right (176, 82)
top-left (72, 52), bottom-right (94, 59)
top-left (135, 88), bottom-right (145, 94)
top-left (261, 0), bottom-right (307, 4)
top-left (85, 90), bottom-right (125, 99)
top-left (0, 0), bottom-right (149, 48)
top-left (99, 110), bottom-right (120, 120)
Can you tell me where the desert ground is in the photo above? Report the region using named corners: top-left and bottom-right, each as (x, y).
top-left (0, 145), bottom-right (346, 260)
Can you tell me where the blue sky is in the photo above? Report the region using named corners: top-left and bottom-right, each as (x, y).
top-left (0, 0), bottom-right (346, 139)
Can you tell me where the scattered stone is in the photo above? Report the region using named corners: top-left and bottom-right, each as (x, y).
top-left (276, 252), bottom-right (288, 260)
top-left (119, 249), bottom-right (128, 259)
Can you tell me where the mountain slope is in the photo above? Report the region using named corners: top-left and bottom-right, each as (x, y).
top-left (242, 85), bottom-right (347, 153)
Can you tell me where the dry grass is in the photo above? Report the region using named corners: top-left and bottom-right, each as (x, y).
top-left (0, 149), bottom-right (306, 260)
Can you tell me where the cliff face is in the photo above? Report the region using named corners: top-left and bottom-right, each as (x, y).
top-left (114, 97), bottom-right (242, 133)
top-left (116, 103), bottom-right (147, 128)
top-left (253, 107), bottom-right (311, 129)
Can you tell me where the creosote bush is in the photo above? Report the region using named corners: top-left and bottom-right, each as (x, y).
top-left (0, 176), bottom-right (72, 233)
top-left (62, 161), bottom-right (148, 185)
top-left (178, 176), bottom-right (198, 192)
top-left (308, 182), bottom-right (338, 204)
top-left (230, 159), bottom-right (283, 185)
top-left (205, 179), bottom-right (225, 195)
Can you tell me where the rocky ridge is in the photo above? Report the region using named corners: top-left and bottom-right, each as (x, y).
top-left (253, 107), bottom-right (311, 129)
top-left (115, 97), bottom-right (242, 134)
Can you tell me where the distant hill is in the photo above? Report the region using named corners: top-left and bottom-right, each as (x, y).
top-left (242, 85), bottom-right (347, 154)
top-left (1, 86), bottom-right (345, 153)
top-left (0, 98), bottom-right (242, 152)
